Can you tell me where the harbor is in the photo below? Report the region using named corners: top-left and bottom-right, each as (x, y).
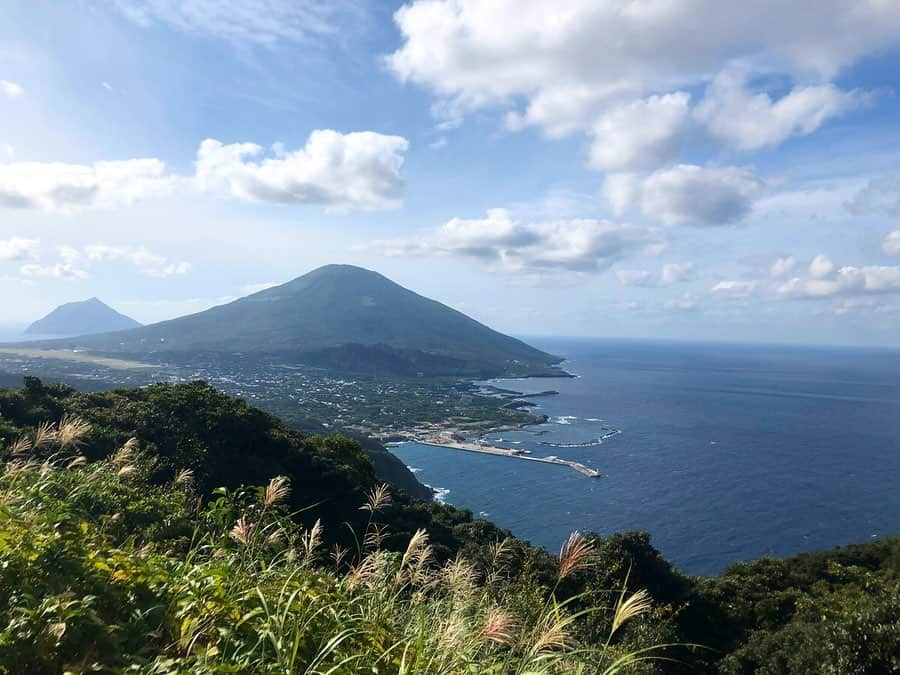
top-left (415, 435), bottom-right (601, 478)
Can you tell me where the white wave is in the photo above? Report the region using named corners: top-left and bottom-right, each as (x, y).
top-left (430, 486), bottom-right (450, 503)
top-left (406, 465), bottom-right (422, 474)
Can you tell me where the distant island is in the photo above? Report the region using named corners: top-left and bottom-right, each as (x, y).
top-left (25, 297), bottom-right (141, 336)
top-left (24, 265), bottom-right (565, 378)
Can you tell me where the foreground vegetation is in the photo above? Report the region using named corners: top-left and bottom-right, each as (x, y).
top-left (0, 422), bottom-right (666, 672)
top-left (0, 379), bottom-right (897, 673)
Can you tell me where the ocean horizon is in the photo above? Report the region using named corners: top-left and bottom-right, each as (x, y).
top-left (390, 336), bottom-right (900, 576)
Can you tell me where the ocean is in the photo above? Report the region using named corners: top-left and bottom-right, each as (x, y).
top-left (390, 337), bottom-right (900, 576)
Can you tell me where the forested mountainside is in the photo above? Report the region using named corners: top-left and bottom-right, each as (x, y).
top-left (27, 265), bottom-right (562, 377)
top-left (0, 379), bottom-right (896, 673)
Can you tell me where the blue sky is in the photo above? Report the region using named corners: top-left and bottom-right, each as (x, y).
top-left (2, 1), bottom-right (900, 347)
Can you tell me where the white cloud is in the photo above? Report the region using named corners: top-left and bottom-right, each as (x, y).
top-left (588, 93), bottom-right (690, 171)
top-left (20, 263), bottom-right (88, 280)
top-left (504, 82), bottom-right (638, 138)
top-left (428, 137), bottom-right (448, 150)
top-left (143, 261), bottom-right (192, 278)
top-left (84, 244), bottom-right (130, 262)
top-left (194, 131), bottom-right (409, 211)
top-left (884, 231), bottom-right (900, 257)
top-left (0, 131), bottom-right (409, 213)
top-left (605, 164), bottom-right (764, 226)
top-left (711, 253), bottom-right (900, 305)
top-left (661, 262), bottom-right (696, 286)
top-left (615, 270), bottom-right (655, 287)
top-left (0, 237), bottom-right (40, 262)
top-left (0, 80), bottom-right (24, 98)
top-left (0, 158), bottom-right (173, 211)
top-left (663, 293), bottom-right (701, 312)
top-left (777, 265), bottom-right (900, 299)
top-left (617, 262), bottom-right (695, 287)
top-left (58, 245), bottom-right (82, 263)
top-left (83, 243), bottom-right (190, 277)
top-left (370, 208), bottom-right (663, 274)
top-left (770, 256), bottom-right (797, 278)
top-left (848, 175), bottom-right (900, 216)
top-left (110, 0), bottom-right (358, 46)
top-left (695, 66), bottom-right (866, 150)
top-left (240, 281), bottom-right (280, 295)
top-left (809, 254), bottom-right (835, 279)
top-left (387, 1), bottom-right (900, 128)
top-left (711, 280), bottom-right (758, 297)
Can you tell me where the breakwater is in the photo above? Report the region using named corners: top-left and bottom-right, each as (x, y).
top-left (417, 438), bottom-right (600, 478)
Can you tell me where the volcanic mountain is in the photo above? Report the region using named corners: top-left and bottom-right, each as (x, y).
top-left (25, 298), bottom-right (142, 337)
top-left (42, 265), bottom-right (562, 377)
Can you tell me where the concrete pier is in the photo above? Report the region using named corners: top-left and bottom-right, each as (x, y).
top-left (417, 438), bottom-right (600, 478)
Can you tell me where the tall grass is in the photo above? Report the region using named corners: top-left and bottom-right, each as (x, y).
top-left (0, 419), bottom-right (671, 674)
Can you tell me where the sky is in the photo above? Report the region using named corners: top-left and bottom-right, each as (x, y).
top-left (2, 1), bottom-right (900, 347)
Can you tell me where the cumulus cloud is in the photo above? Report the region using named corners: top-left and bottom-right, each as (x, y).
top-left (20, 263), bottom-right (88, 280)
top-left (777, 265), bottom-right (900, 299)
top-left (0, 158), bottom-right (173, 211)
top-left (661, 262), bottom-right (696, 286)
top-left (83, 243), bottom-right (191, 277)
top-left (0, 80), bottom-right (24, 98)
top-left (808, 254), bottom-right (835, 279)
top-left (770, 256), bottom-right (797, 278)
top-left (617, 262), bottom-right (695, 287)
top-left (0, 237), bottom-right (40, 262)
top-left (0, 131), bottom-right (410, 213)
top-left (605, 164), bottom-right (764, 226)
top-left (695, 66), bottom-right (866, 150)
top-left (194, 131), bottom-right (409, 211)
top-left (387, 1), bottom-right (900, 129)
top-left (109, 0), bottom-right (359, 46)
top-left (705, 253), bottom-right (900, 304)
top-left (884, 231), bottom-right (900, 257)
top-left (370, 208), bottom-right (662, 274)
top-left (711, 280), bottom-right (758, 297)
top-left (705, 254), bottom-right (900, 310)
top-left (588, 93), bottom-right (690, 171)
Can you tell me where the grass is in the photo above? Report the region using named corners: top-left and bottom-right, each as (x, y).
top-left (0, 348), bottom-right (155, 370)
top-left (0, 417), bottom-right (671, 674)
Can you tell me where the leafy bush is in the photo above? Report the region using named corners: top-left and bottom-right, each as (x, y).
top-left (1, 380), bottom-right (896, 673)
top-left (0, 421), bottom-right (666, 673)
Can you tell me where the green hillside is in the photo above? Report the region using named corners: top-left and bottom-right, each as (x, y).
top-left (0, 379), bottom-right (896, 673)
top-left (36, 265), bottom-right (562, 377)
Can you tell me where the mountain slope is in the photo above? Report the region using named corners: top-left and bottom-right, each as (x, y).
top-left (25, 297), bottom-right (141, 336)
top-left (44, 265), bottom-right (561, 376)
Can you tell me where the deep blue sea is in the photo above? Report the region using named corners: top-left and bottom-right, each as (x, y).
top-left (390, 338), bottom-right (900, 576)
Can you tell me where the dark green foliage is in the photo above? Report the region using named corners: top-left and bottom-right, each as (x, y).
top-left (0, 379), bottom-right (511, 558)
top-left (679, 539), bottom-right (900, 673)
top-left (0, 378), bottom-right (896, 673)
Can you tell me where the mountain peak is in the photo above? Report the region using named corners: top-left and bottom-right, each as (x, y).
top-left (25, 298), bottom-right (142, 337)
top-left (42, 266), bottom-right (561, 377)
